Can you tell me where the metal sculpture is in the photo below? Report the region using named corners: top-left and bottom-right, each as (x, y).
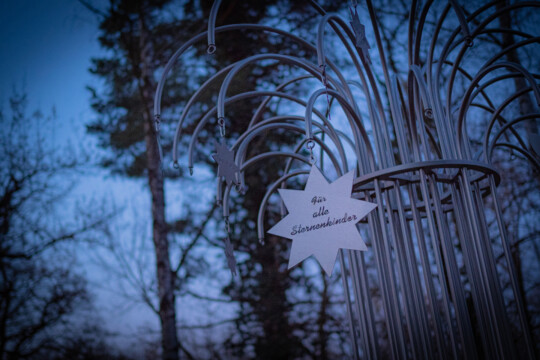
top-left (154, 0), bottom-right (540, 358)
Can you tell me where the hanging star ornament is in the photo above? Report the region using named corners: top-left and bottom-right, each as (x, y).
top-left (267, 166), bottom-right (377, 275)
top-left (223, 236), bottom-right (237, 276)
top-left (212, 140), bottom-right (240, 186)
top-left (350, 7), bottom-right (372, 64)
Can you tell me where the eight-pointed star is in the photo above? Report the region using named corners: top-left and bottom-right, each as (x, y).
top-left (267, 166), bottom-right (377, 275)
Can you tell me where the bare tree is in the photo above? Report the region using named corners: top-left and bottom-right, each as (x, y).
top-left (0, 92), bottom-right (119, 359)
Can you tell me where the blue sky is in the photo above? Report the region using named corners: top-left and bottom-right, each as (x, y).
top-left (0, 0), bottom-right (102, 136)
top-left (0, 2), bottom-right (233, 351)
top-left (0, 0), bottom-right (162, 347)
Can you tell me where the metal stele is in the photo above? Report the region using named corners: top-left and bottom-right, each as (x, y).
top-left (267, 166), bottom-right (376, 275)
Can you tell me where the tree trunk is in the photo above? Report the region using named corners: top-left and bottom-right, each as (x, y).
top-left (496, 2), bottom-right (536, 356)
top-left (139, 17), bottom-right (180, 360)
top-left (498, 1), bottom-right (538, 137)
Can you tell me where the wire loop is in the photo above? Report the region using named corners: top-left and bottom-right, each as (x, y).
top-left (218, 117), bottom-right (226, 137)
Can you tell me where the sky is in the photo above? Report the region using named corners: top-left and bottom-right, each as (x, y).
top-left (0, 2), bottom-right (233, 352)
top-left (0, 0), bottom-right (162, 349)
top-left (0, 0), bottom-right (102, 132)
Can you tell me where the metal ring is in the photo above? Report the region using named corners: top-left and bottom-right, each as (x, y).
top-left (306, 139), bottom-right (315, 149)
top-left (207, 44), bottom-right (216, 54)
top-left (218, 117), bottom-right (226, 137)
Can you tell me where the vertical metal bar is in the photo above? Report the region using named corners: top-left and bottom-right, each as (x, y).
top-left (488, 175), bottom-right (535, 359)
top-left (338, 251), bottom-right (360, 360)
top-left (408, 183), bottom-right (448, 358)
top-left (418, 170), bottom-right (459, 359)
top-left (471, 180), bottom-right (516, 357)
top-left (383, 189), bottom-right (420, 359)
top-left (373, 180), bottom-right (408, 358)
top-left (428, 173), bottom-right (477, 359)
top-left (450, 182), bottom-right (492, 358)
top-left (457, 173), bottom-right (504, 359)
top-left (393, 180), bottom-right (434, 359)
top-left (347, 250), bottom-right (372, 359)
top-left (355, 250), bottom-right (380, 359)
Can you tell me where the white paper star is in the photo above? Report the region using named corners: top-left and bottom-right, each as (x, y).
top-left (267, 166), bottom-right (377, 275)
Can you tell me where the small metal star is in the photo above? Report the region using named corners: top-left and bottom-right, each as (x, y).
top-left (350, 8), bottom-right (371, 64)
top-left (212, 140), bottom-right (240, 186)
top-left (224, 236), bottom-right (237, 276)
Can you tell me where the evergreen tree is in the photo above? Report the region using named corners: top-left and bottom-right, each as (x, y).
top-left (86, 0), bottom-right (346, 358)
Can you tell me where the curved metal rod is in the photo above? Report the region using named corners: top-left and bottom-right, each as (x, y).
top-left (467, 75), bottom-right (539, 154)
top-left (316, 14), bottom-right (362, 73)
top-left (387, 76), bottom-right (413, 163)
top-left (407, 0), bottom-right (418, 65)
top-left (425, 3), bottom-right (455, 159)
top-left (214, 113), bottom-right (343, 207)
top-left (281, 130), bottom-right (350, 185)
top-left (187, 90), bottom-right (328, 169)
top-left (312, 3), bottom-right (395, 165)
top-left (487, 114), bottom-right (540, 163)
top-left (347, 78), bottom-right (392, 170)
top-left (248, 75), bottom-right (314, 128)
top-left (223, 135), bottom-right (342, 218)
top-left (429, 0), bottom-right (492, 87)
top-left (233, 122), bottom-right (346, 188)
top-left (443, 3), bottom-right (540, 120)
top-left (406, 67), bottom-right (433, 158)
top-left (216, 53), bottom-right (351, 121)
top-left (456, 62), bottom-right (540, 157)
top-left (207, 0), bottom-right (222, 53)
top-left (304, 88), bottom-right (376, 170)
top-left (429, 0), bottom-right (498, 90)
top-left (493, 143), bottom-right (540, 170)
top-left (448, 0), bottom-right (472, 45)
top-left (435, 58), bottom-right (504, 158)
top-left (469, 73), bottom-right (540, 105)
top-left (463, 70), bottom-right (540, 115)
top-left (308, 3), bottom-right (372, 109)
top-left (234, 117), bottom-right (345, 159)
top-left (491, 143), bottom-right (540, 170)
top-left (482, 87), bottom-right (536, 162)
top-left (450, 71), bottom-right (537, 160)
top-left (256, 170), bottom-right (309, 242)
top-left (172, 63), bottom-right (235, 162)
top-left (481, 37), bottom-right (540, 70)
top-left (352, 159), bottom-right (501, 190)
top-left (430, 1), bottom-right (509, 125)
top-left (155, 23), bottom-right (335, 117)
top-left (466, 103), bottom-right (516, 158)
top-left (365, 0), bottom-right (393, 105)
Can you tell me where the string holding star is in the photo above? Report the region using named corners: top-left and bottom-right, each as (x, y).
top-left (350, 7), bottom-right (372, 64)
top-left (212, 140), bottom-right (240, 186)
top-left (267, 166), bottom-right (377, 275)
